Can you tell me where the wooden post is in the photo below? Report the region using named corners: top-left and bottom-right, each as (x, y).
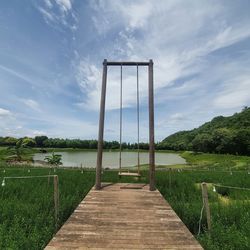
top-left (95, 59), bottom-right (108, 190)
top-left (201, 182), bottom-right (211, 232)
top-left (54, 175), bottom-right (59, 230)
top-left (148, 59), bottom-right (156, 191)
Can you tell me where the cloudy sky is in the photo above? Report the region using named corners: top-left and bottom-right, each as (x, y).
top-left (0, 0), bottom-right (250, 142)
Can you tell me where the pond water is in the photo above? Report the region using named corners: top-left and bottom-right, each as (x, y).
top-left (33, 151), bottom-right (186, 168)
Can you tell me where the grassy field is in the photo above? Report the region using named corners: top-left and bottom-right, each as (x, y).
top-left (181, 151), bottom-right (250, 170)
top-left (0, 166), bottom-right (142, 249)
top-left (0, 151), bottom-right (250, 249)
top-left (157, 170), bottom-right (250, 250)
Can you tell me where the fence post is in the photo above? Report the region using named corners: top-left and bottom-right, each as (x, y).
top-left (54, 175), bottom-right (59, 230)
top-left (201, 182), bottom-right (211, 232)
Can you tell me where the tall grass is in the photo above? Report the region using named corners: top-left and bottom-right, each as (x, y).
top-left (0, 165), bottom-right (250, 249)
top-left (0, 167), bottom-right (95, 249)
top-left (156, 170), bottom-right (250, 249)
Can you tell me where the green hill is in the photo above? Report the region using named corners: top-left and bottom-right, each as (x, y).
top-left (158, 107), bottom-right (250, 155)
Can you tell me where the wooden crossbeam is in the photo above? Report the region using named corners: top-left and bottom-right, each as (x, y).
top-left (106, 61), bottom-right (150, 66)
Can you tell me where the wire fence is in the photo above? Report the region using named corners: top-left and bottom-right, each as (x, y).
top-left (198, 182), bottom-right (250, 235)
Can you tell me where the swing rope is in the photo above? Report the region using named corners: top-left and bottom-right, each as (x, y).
top-left (119, 65), bottom-right (140, 176)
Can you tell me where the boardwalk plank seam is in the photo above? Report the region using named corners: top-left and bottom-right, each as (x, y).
top-left (45, 183), bottom-right (203, 250)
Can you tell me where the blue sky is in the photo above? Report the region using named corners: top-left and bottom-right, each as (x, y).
top-left (0, 0), bottom-right (250, 142)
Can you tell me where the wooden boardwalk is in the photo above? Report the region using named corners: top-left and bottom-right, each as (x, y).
top-left (46, 183), bottom-right (203, 249)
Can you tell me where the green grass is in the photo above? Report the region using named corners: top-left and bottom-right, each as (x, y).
top-left (0, 151), bottom-right (250, 249)
top-left (181, 151), bottom-right (250, 171)
top-left (0, 167), bottom-right (94, 249)
top-left (0, 165), bottom-right (145, 249)
top-left (156, 170), bottom-right (250, 250)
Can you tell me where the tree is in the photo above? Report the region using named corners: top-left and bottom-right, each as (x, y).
top-left (89, 140), bottom-right (97, 149)
top-left (44, 152), bottom-right (62, 165)
top-left (192, 133), bottom-right (214, 153)
top-left (6, 138), bottom-right (31, 161)
top-left (4, 137), bottom-right (18, 146)
top-left (234, 129), bottom-right (250, 155)
top-left (212, 128), bottom-right (236, 154)
top-left (34, 136), bottom-right (48, 147)
top-left (0, 137), bottom-right (5, 146)
top-left (22, 138), bottom-right (36, 147)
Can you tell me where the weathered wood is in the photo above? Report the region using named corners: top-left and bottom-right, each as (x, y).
top-left (136, 65), bottom-right (140, 175)
top-left (118, 172), bottom-right (141, 177)
top-left (95, 59), bottom-right (108, 190)
top-left (46, 183), bottom-right (203, 249)
top-left (119, 65), bottom-right (123, 173)
top-left (120, 183), bottom-right (146, 189)
top-left (201, 182), bottom-right (211, 231)
top-left (148, 59), bottom-right (156, 191)
top-left (106, 61), bottom-right (150, 66)
top-left (95, 60), bottom-right (156, 191)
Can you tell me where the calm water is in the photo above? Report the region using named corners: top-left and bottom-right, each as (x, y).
top-left (33, 151), bottom-right (186, 168)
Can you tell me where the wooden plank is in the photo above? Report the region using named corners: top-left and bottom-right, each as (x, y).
top-left (120, 184), bottom-right (146, 189)
top-left (106, 61), bottom-right (150, 66)
top-left (118, 172), bottom-right (141, 177)
top-left (45, 183), bottom-right (203, 249)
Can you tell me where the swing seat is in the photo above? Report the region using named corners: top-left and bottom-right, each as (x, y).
top-left (118, 172), bottom-right (141, 177)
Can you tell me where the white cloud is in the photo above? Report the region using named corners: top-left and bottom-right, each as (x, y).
top-left (75, 60), bottom-right (101, 109)
top-left (29, 114), bottom-right (98, 139)
top-left (2, 0), bottom-right (250, 141)
top-left (37, 0), bottom-right (77, 31)
top-left (0, 64), bottom-right (35, 86)
top-left (38, 7), bottom-right (55, 22)
top-left (75, 59), bottom-right (150, 111)
top-left (119, 1), bottom-right (153, 29)
top-left (31, 130), bottom-right (47, 136)
top-left (170, 113), bottom-right (185, 121)
top-left (0, 108), bottom-right (11, 117)
top-left (79, 0), bottom-right (250, 113)
top-left (55, 0), bottom-right (72, 13)
top-left (21, 99), bottom-right (41, 112)
top-left (0, 109), bottom-right (98, 139)
top-left (44, 0), bottom-right (53, 8)
top-left (213, 77), bottom-right (250, 109)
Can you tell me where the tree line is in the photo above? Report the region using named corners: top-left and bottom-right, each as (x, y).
top-left (158, 107), bottom-right (250, 156)
top-left (1, 107), bottom-right (249, 155)
top-left (157, 128), bottom-right (250, 155)
top-left (0, 136), bottom-right (150, 150)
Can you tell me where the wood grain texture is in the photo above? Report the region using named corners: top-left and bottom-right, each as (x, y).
top-left (118, 172), bottom-right (141, 177)
top-left (45, 183), bottom-right (203, 250)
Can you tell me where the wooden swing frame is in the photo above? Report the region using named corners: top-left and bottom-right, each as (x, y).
top-left (95, 60), bottom-right (156, 191)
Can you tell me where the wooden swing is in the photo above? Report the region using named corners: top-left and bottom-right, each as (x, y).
top-left (118, 64), bottom-right (141, 177)
top-left (95, 60), bottom-right (156, 191)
